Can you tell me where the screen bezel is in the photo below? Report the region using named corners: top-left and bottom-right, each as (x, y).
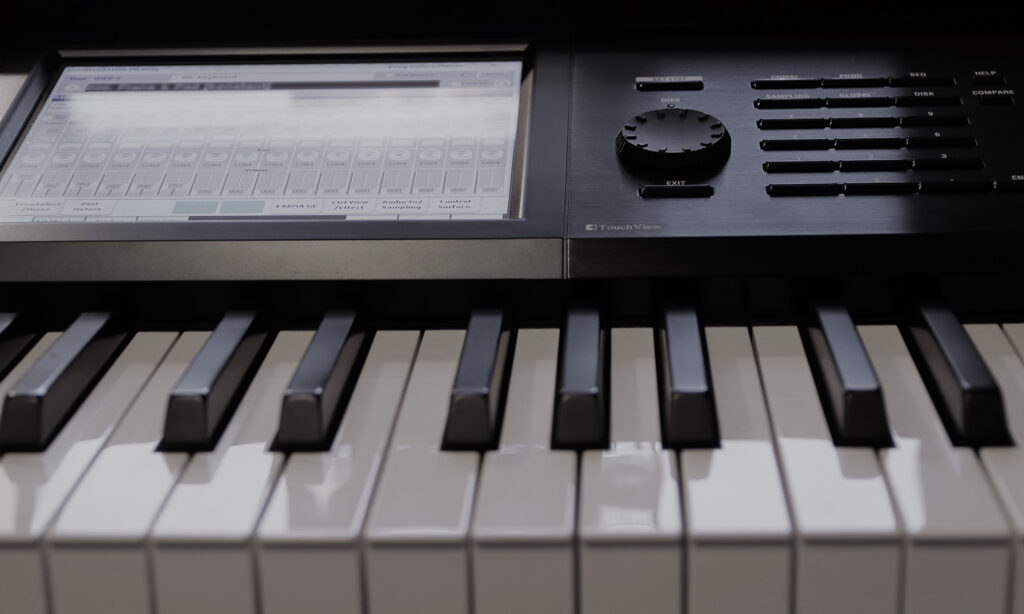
top-left (0, 44), bottom-right (566, 244)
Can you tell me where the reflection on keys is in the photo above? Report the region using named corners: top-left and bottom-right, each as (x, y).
top-left (5, 305), bottom-right (1024, 613)
top-left (49, 331), bottom-right (203, 613)
top-left (753, 326), bottom-right (901, 614)
top-left (0, 333), bottom-right (176, 612)
top-left (578, 327), bottom-right (682, 614)
top-left (966, 324), bottom-right (1024, 614)
top-left (472, 329), bottom-right (575, 614)
top-left (258, 331), bottom-right (419, 614)
top-left (363, 329), bottom-right (477, 614)
top-left (151, 331), bottom-right (310, 614)
top-left (684, 327), bottom-right (791, 614)
top-left (863, 325), bottom-right (1011, 614)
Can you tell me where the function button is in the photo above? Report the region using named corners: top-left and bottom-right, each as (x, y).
top-left (834, 137), bottom-right (905, 150)
top-left (972, 71), bottom-right (1006, 86)
top-left (755, 97), bottom-right (825, 109)
top-left (825, 96), bottom-right (893, 108)
top-left (763, 160), bottom-right (840, 173)
top-left (821, 77), bottom-right (888, 88)
top-left (839, 159), bottom-right (912, 172)
top-left (975, 90), bottom-right (1015, 105)
top-left (919, 179), bottom-right (993, 194)
top-left (638, 184), bottom-right (714, 198)
top-left (766, 183), bottom-right (843, 196)
top-left (843, 181), bottom-right (919, 195)
top-left (889, 74), bottom-right (956, 87)
top-left (894, 94), bottom-right (962, 107)
top-left (899, 112), bottom-right (969, 127)
top-left (829, 116), bottom-right (899, 128)
top-left (995, 174), bottom-right (1024, 192)
top-left (751, 78), bottom-right (821, 89)
top-left (757, 118), bottom-right (830, 129)
top-left (635, 76), bottom-right (704, 91)
top-left (760, 138), bottom-right (834, 151)
top-left (912, 156), bottom-right (984, 170)
top-left (905, 135), bottom-right (976, 148)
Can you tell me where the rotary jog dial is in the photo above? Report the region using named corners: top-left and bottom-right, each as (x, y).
top-left (615, 108), bottom-right (731, 173)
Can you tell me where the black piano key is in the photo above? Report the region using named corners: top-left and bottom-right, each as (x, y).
top-left (0, 314), bottom-right (38, 381)
top-left (0, 312), bottom-right (126, 451)
top-left (908, 305), bottom-right (1011, 446)
top-left (162, 311), bottom-right (271, 451)
top-left (806, 305), bottom-right (891, 446)
top-left (551, 308), bottom-right (607, 449)
top-left (442, 309), bottom-right (512, 450)
top-left (659, 307), bottom-right (718, 448)
top-left (275, 311), bottom-right (368, 450)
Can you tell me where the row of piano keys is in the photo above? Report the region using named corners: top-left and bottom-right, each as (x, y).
top-left (1, 305), bottom-right (1024, 613)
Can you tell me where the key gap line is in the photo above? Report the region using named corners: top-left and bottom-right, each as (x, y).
top-left (357, 330), bottom-right (423, 614)
top-left (40, 331), bottom-right (181, 614)
top-left (747, 325), bottom-right (799, 614)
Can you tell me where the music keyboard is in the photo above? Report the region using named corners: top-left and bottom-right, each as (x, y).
top-left (2, 36), bottom-right (1024, 614)
top-left (1, 305), bottom-right (1024, 614)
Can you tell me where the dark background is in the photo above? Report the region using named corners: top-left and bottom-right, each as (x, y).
top-left (1, 0), bottom-right (1017, 48)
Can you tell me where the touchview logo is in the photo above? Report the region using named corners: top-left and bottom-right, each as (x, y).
top-left (584, 223), bottom-right (663, 231)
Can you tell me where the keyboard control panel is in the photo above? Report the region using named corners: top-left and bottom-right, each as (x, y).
top-left (567, 41), bottom-right (1024, 277)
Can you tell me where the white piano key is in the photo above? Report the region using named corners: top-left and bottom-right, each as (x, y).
top-left (578, 327), bottom-right (683, 614)
top-left (257, 331), bottom-right (420, 614)
top-left (150, 331), bottom-right (311, 614)
top-left (364, 329), bottom-right (478, 614)
top-left (861, 325), bottom-right (1011, 614)
top-left (48, 331), bottom-right (208, 614)
top-left (471, 329), bottom-right (576, 614)
top-left (967, 323), bottom-right (1024, 614)
top-left (682, 327), bottom-right (791, 614)
top-left (0, 333), bottom-right (175, 614)
top-left (0, 333), bottom-right (59, 614)
top-left (1005, 324), bottom-right (1024, 367)
top-left (752, 325), bottom-right (901, 614)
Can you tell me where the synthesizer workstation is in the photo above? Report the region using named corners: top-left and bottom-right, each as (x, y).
top-left (1, 8), bottom-right (1024, 613)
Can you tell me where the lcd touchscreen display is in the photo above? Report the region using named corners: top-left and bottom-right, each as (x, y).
top-left (0, 60), bottom-right (522, 222)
